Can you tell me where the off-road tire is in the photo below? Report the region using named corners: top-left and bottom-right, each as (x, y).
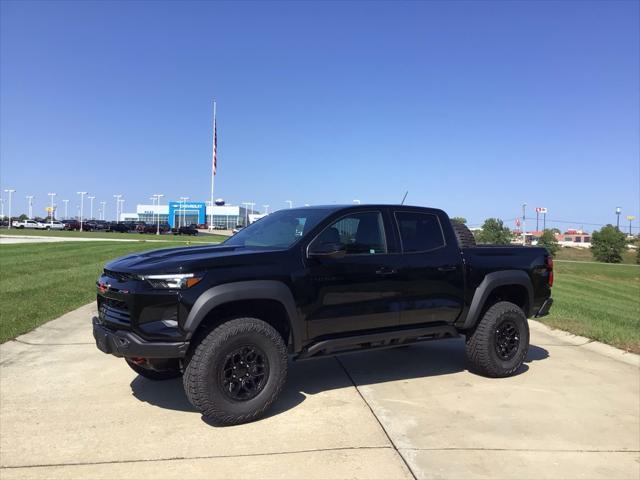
top-left (125, 358), bottom-right (182, 380)
top-left (183, 317), bottom-right (288, 426)
top-left (465, 301), bottom-right (529, 377)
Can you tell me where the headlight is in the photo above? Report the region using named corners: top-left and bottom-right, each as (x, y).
top-left (143, 273), bottom-right (203, 289)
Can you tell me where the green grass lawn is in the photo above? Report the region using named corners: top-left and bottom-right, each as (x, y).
top-left (0, 241), bottom-right (199, 343)
top-left (554, 246), bottom-right (637, 264)
top-left (541, 260), bottom-right (640, 353)
top-left (0, 227), bottom-right (228, 243)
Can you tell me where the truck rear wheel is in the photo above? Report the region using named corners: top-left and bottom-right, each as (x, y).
top-left (465, 301), bottom-right (529, 377)
top-left (183, 317), bottom-right (288, 426)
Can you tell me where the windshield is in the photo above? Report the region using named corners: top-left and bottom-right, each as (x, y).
top-left (223, 208), bottom-right (330, 249)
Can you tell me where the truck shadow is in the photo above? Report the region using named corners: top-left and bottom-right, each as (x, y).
top-left (129, 338), bottom-right (549, 420)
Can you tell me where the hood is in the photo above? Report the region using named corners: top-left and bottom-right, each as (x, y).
top-left (104, 244), bottom-right (283, 275)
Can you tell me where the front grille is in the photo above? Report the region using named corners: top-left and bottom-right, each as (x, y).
top-left (103, 269), bottom-right (137, 282)
top-left (98, 297), bottom-right (131, 326)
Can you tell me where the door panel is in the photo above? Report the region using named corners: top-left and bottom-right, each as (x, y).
top-left (305, 255), bottom-right (401, 338)
top-left (393, 211), bottom-right (465, 326)
top-left (303, 210), bottom-right (401, 339)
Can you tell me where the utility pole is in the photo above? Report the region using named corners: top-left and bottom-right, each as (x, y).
top-left (26, 195), bottom-right (34, 219)
top-left (88, 196), bottom-right (95, 220)
top-left (615, 207), bottom-right (622, 231)
top-left (77, 192), bottom-right (87, 231)
top-left (48, 192), bottom-right (56, 225)
top-left (285, 200), bottom-right (293, 209)
top-left (113, 195), bottom-right (122, 222)
top-left (4, 189), bottom-right (15, 228)
top-left (521, 203), bottom-right (527, 245)
top-left (100, 201), bottom-right (106, 221)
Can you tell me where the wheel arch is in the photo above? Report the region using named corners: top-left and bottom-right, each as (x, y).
top-left (184, 280), bottom-right (302, 352)
top-left (460, 270), bottom-right (534, 330)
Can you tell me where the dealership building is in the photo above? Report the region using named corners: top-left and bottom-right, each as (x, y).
top-left (120, 202), bottom-right (251, 228)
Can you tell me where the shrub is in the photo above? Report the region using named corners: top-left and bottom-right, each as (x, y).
top-left (590, 225), bottom-right (627, 263)
top-left (476, 218), bottom-right (513, 245)
top-left (537, 229), bottom-right (559, 256)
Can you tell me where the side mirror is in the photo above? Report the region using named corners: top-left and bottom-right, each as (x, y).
top-left (308, 241), bottom-right (346, 259)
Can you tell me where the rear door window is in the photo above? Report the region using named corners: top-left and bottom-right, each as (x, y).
top-left (395, 212), bottom-right (445, 252)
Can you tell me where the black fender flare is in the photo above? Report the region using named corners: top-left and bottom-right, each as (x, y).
top-left (183, 280), bottom-right (302, 351)
top-left (460, 270), bottom-right (534, 330)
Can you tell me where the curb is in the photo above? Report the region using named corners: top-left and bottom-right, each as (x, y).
top-left (529, 320), bottom-right (640, 367)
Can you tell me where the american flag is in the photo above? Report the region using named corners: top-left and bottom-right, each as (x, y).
top-left (212, 116), bottom-right (217, 176)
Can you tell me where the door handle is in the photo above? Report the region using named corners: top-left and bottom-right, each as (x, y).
top-left (376, 267), bottom-right (397, 276)
top-left (438, 265), bottom-right (457, 272)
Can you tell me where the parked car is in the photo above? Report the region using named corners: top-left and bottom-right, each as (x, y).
top-left (62, 220), bottom-right (80, 231)
top-left (93, 204), bottom-right (554, 426)
top-left (85, 220), bottom-right (108, 231)
top-left (106, 222), bottom-right (131, 233)
top-left (11, 219), bottom-right (42, 229)
top-left (140, 223), bottom-right (171, 234)
top-left (42, 220), bottom-right (65, 230)
top-left (173, 224), bottom-right (199, 236)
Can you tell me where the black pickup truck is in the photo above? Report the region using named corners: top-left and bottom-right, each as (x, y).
top-left (93, 205), bottom-right (553, 425)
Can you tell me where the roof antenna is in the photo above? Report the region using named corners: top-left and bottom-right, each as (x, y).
top-left (400, 191), bottom-right (408, 205)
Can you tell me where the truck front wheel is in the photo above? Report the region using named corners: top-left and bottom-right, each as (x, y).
top-left (465, 301), bottom-right (529, 378)
top-left (183, 317), bottom-right (288, 426)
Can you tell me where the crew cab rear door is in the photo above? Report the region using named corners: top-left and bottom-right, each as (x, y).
top-left (392, 210), bottom-right (465, 326)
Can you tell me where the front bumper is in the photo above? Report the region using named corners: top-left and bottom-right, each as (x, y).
top-left (534, 298), bottom-right (553, 318)
top-left (92, 317), bottom-right (188, 358)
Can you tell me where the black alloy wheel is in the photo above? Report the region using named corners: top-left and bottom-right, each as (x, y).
top-left (494, 320), bottom-right (520, 361)
top-left (220, 345), bottom-right (270, 401)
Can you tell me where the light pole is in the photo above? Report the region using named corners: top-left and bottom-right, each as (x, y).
top-left (77, 192), bottom-right (87, 231)
top-left (353, 199), bottom-right (361, 204)
top-left (179, 197), bottom-right (189, 228)
top-left (88, 196), bottom-right (95, 220)
top-left (615, 207), bottom-right (622, 231)
top-left (62, 199), bottom-right (69, 219)
top-left (100, 201), bottom-right (106, 221)
top-left (285, 200), bottom-right (293, 209)
top-left (0, 198), bottom-right (4, 220)
top-left (262, 204), bottom-right (270, 214)
top-left (113, 195), bottom-right (122, 222)
top-left (118, 198), bottom-right (125, 221)
top-left (627, 215), bottom-right (636, 237)
top-left (26, 195), bottom-right (34, 219)
top-left (521, 203), bottom-right (527, 245)
top-left (153, 194), bottom-right (164, 234)
top-left (4, 189), bottom-right (15, 228)
top-left (48, 192), bottom-right (56, 225)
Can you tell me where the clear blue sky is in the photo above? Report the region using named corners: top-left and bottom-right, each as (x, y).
top-left (1, 0), bottom-right (638, 231)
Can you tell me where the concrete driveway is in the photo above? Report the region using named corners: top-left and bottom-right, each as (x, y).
top-left (1, 304), bottom-right (638, 479)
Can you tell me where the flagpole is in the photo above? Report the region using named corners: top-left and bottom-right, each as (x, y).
top-left (209, 100), bottom-right (216, 231)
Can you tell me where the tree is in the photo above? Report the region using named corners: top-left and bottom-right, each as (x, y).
top-left (590, 225), bottom-right (627, 263)
top-left (475, 218), bottom-right (513, 245)
top-left (537, 229), bottom-right (559, 256)
top-left (550, 228), bottom-right (561, 235)
top-left (18, 214), bottom-right (28, 221)
top-left (636, 246), bottom-right (640, 265)
top-left (451, 217), bottom-right (467, 224)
